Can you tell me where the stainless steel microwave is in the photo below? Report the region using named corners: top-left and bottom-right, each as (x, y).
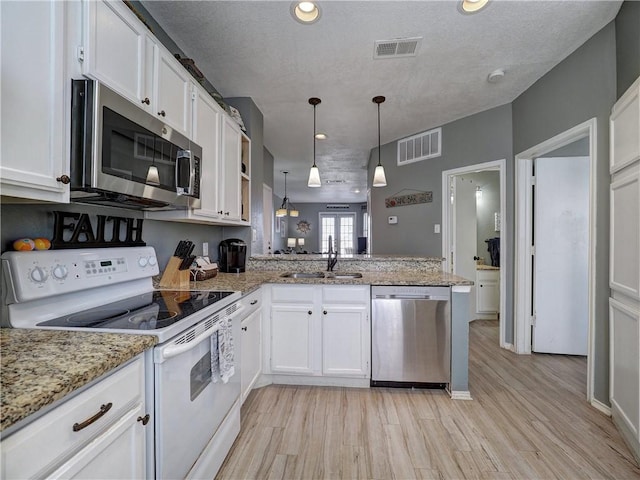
top-left (70, 79), bottom-right (202, 210)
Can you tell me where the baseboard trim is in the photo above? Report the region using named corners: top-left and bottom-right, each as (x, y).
top-left (612, 405), bottom-right (640, 464)
top-left (591, 398), bottom-right (611, 416)
top-left (502, 342), bottom-right (515, 352)
top-left (450, 390), bottom-right (473, 400)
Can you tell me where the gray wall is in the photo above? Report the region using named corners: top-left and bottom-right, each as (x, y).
top-left (616, 0), bottom-right (640, 98)
top-left (0, 203), bottom-right (235, 269)
top-left (369, 103), bottom-right (512, 258)
top-left (512, 22), bottom-right (617, 405)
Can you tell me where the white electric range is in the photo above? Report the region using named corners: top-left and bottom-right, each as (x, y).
top-left (1, 246), bottom-right (243, 479)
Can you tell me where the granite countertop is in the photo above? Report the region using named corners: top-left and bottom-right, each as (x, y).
top-left (477, 265), bottom-right (500, 270)
top-left (1, 329), bottom-right (157, 434)
top-left (175, 269), bottom-right (473, 295)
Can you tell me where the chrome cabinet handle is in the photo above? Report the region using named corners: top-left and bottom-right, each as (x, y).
top-left (225, 212), bottom-right (230, 216)
top-left (158, 110), bottom-right (166, 117)
top-left (137, 414), bottom-right (150, 425)
top-left (323, 310), bottom-right (327, 315)
top-left (308, 310), bottom-right (312, 315)
top-left (141, 97), bottom-right (150, 105)
top-left (218, 210), bottom-right (223, 215)
top-left (72, 402), bottom-right (112, 432)
top-left (242, 326), bottom-right (247, 331)
top-left (56, 175), bottom-right (70, 184)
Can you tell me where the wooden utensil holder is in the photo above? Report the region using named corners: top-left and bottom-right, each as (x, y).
top-left (158, 256), bottom-right (190, 289)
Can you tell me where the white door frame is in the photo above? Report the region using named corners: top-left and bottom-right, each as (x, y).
top-left (442, 159), bottom-right (507, 349)
top-left (514, 118), bottom-right (597, 403)
top-left (263, 184), bottom-right (273, 254)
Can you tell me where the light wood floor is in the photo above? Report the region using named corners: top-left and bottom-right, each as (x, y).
top-left (216, 320), bottom-right (640, 479)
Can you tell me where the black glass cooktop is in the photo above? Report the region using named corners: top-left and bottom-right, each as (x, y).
top-left (38, 290), bottom-right (235, 331)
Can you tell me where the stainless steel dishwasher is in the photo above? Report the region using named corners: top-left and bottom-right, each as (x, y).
top-left (371, 286), bottom-right (450, 388)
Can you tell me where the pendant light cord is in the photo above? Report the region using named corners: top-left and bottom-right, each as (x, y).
top-left (377, 102), bottom-right (381, 166)
top-left (313, 103), bottom-right (317, 167)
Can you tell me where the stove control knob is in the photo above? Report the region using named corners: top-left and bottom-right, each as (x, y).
top-left (148, 256), bottom-right (157, 266)
top-left (138, 256), bottom-right (148, 267)
top-left (30, 266), bottom-right (48, 283)
top-left (52, 264), bottom-right (68, 280)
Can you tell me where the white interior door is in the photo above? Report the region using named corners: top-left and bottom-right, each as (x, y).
top-left (453, 177), bottom-right (477, 315)
top-left (533, 156), bottom-right (589, 355)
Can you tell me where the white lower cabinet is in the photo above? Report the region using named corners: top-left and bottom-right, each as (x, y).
top-left (476, 269), bottom-right (500, 318)
top-left (266, 284), bottom-right (370, 380)
top-left (240, 289), bottom-right (263, 404)
top-left (0, 355), bottom-right (149, 479)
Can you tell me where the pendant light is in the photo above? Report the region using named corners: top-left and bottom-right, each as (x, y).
top-left (372, 95), bottom-right (387, 187)
top-left (276, 171), bottom-right (299, 217)
top-left (307, 97), bottom-right (322, 187)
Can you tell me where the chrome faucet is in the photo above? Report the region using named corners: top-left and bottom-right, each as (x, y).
top-left (327, 235), bottom-right (338, 271)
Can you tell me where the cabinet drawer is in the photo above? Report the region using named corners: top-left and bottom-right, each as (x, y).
top-left (1, 356), bottom-right (144, 479)
top-left (241, 288), bottom-right (262, 316)
top-left (271, 284), bottom-right (316, 303)
top-left (322, 285), bottom-right (370, 304)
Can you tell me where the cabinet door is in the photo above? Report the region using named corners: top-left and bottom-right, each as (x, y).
top-left (322, 306), bottom-right (369, 377)
top-left (476, 271), bottom-right (499, 314)
top-left (153, 47), bottom-right (192, 136)
top-left (83, 0), bottom-right (149, 106)
top-left (270, 305), bottom-right (314, 374)
top-left (49, 403), bottom-right (147, 479)
top-left (220, 117), bottom-right (242, 220)
top-left (241, 309), bottom-right (262, 403)
top-left (192, 86), bottom-right (222, 218)
top-left (0, 0), bottom-right (69, 203)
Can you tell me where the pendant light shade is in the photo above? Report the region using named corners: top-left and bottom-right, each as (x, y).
top-left (308, 97), bottom-right (322, 187)
top-left (277, 171), bottom-right (299, 217)
top-left (372, 95), bottom-right (387, 188)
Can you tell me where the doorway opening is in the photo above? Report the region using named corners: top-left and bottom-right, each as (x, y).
top-left (514, 118), bottom-right (597, 404)
top-left (442, 159), bottom-right (507, 348)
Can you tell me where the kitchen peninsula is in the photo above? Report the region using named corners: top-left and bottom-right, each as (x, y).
top-left (185, 254), bottom-right (474, 400)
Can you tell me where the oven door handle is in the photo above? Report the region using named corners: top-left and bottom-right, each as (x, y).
top-left (157, 306), bottom-right (245, 361)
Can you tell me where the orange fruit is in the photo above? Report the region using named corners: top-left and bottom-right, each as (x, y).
top-left (33, 238), bottom-right (51, 250)
top-left (13, 238), bottom-right (35, 251)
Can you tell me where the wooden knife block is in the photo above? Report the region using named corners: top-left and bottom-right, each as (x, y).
top-left (159, 256), bottom-right (190, 289)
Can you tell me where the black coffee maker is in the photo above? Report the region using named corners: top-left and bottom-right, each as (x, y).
top-left (218, 239), bottom-right (247, 273)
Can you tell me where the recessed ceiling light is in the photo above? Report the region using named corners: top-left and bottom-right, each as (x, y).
top-left (487, 68), bottom-right (505, 83)
top-left (291, 1), bottom-right (321, 24)
top-left (315, 132), bottom-right (327, 140)
top-left (458, 0), bottom-right (490, 14)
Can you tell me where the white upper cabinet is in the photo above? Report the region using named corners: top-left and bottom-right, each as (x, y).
top-left (220, 116), bottom-right (243, 221)
top-left (153, 47), bottom-right (193, 136)
top-left (0, 0), bottom-right (70, 203)
top-left (82, 0), bottom-right (191, 137)
top-left (83, 0), bottom-right (150, 108)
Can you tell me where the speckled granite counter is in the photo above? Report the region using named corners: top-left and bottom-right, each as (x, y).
top-left (477, 265), bottom-right (500, 271)
top-left (184, 269), bottom-right (472, 294)
top-left (1, 329), bottom-right (157, 434)
top-left (249, 254), bottom-right (445, 273)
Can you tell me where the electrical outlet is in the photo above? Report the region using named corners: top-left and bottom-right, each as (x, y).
top-left (434, 224), bottom-right (441, 234)
top-left (252, 228), bottom-right (257, 242)
top-left (202, 242), bottom-right (209, 257)
top-left (388, 216), bottom-right (398, 224)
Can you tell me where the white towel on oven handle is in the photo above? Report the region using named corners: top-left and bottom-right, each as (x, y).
top-left (210, 317), bottom-right (235, 384)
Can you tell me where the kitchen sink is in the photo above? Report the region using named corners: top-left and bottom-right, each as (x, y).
top-left (325, 272), bottom-right (363, 279)
top-left (280, 272), bottom-right (326, 279)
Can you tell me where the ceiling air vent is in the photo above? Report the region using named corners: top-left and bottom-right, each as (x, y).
top-left (397, 127), bottom-right (442, 166)
top-left (374, 37), bottom-right (422, 59)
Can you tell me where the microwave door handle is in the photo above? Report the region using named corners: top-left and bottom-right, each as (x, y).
top-left (175, 149), bottom-right (193, 195)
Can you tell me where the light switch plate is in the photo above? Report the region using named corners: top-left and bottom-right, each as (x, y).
top-left (202, 242), bottom-right (209, 257)
top-left (434, 224), bottom-right (441, 234)
top-left (388, 216), bottom-right (398, 224)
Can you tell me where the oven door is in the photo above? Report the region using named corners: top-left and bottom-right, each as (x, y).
top-left (153, 312), bottom-right (241, 480)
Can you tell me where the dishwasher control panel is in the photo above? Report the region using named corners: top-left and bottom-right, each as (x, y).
top-left (371, 285), bottom-right (450, 299)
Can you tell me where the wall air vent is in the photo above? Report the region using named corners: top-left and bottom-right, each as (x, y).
top-left (397, 127), bottom-right (442, 166)
top-left (374, 37), bottom-right (422, 59)
top-left (326, 204), bottom-right (350, 210)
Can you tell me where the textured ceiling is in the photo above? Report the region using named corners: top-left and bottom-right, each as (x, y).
top-left (141, 0), bottom-right (621, 203)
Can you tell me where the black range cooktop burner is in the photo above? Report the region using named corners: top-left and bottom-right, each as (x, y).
top-left (38, 290), bottom-right (235, 331)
